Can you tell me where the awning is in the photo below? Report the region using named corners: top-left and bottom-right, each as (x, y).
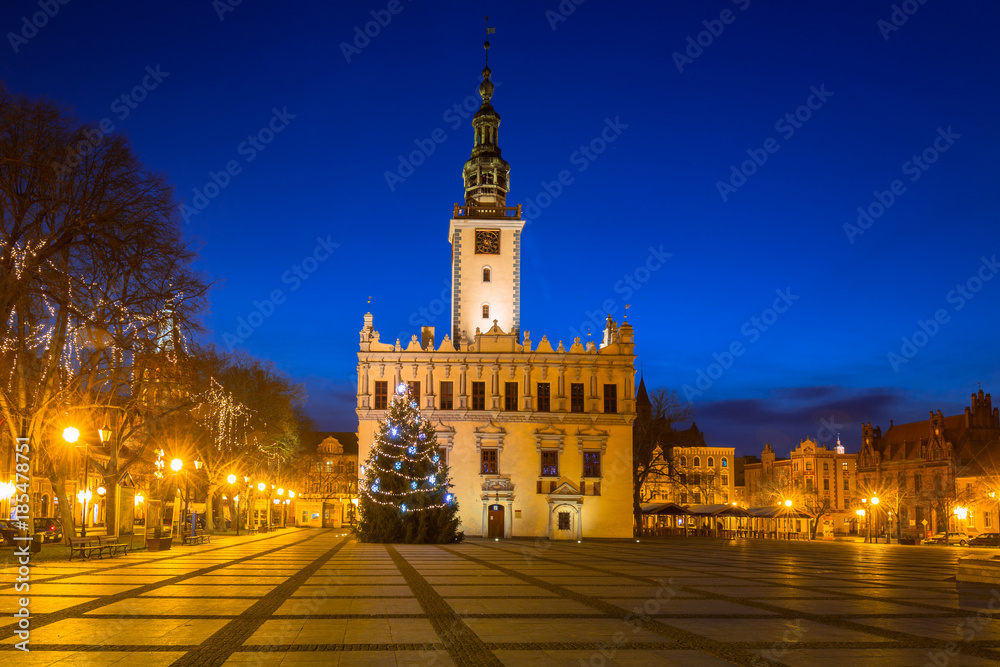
top-left (640, 502), bottom-right (688, 515)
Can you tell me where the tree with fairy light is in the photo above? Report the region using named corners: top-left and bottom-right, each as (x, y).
top-left (357, 383), bottom-right (462, 543)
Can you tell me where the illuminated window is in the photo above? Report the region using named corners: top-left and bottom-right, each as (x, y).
top-left (721, 458), bottom-right (727, 468)
top-left (541, 451), bottom-right (558, 477)
top-left (481, 449), bottom-right (498, 474)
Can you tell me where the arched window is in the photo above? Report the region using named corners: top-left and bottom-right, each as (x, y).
top-left (721, 458), bottom-right (727, 468)
top-left (694, 456), bottom-right (701, 467)
top-left (482, 304), bottom-right (490, 319)
top-left (708, 457), bottom-right (714, 467)
top-left (483, 267), bottom-right (491, 282)
top-left (679, 456), bottom-right (686, 467)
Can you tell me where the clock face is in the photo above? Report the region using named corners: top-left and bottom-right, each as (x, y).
top-left (475, 230), bottom-right (500, 254)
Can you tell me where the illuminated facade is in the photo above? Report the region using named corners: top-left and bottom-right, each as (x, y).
top-left (744, 438), bottom-right (857, 535)
top-left (857, 389), bottom-right (1000, 538)
top-left (356, 41), bottom-right (637, 539)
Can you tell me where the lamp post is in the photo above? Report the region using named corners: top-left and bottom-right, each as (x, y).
top-left (97, 423), bottom-right (113, 536)
top-left (170, 458), bottom-right (183, 537)
top-left (871, 497), bottom-right (881, 543)
top-left (856, 508), bottom-right (866, 541)
top-left (63, 427), bottom-right (92, 537)
top-left (227, 474), bottom-right (238, 535)
top-left (990, 492), bottom-right (1000, 531)
top-left (783, 499), bottom-right (792, 539)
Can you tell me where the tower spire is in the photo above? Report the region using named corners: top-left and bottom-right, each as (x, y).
top-left (462, 17), bottom-right (509, 210)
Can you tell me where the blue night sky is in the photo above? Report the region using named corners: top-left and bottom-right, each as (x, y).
top-left (3, 1), bottom-right (998, 457)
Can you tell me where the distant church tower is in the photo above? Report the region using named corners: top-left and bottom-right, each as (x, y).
top-left (449, 35), bottom-right (523, 346)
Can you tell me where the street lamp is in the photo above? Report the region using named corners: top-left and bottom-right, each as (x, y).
top-left (871, 497), bottom-right (881, 543)
top-left (63, 427), bottom-right (91, 537)
top-left (226, 474), bottom-right (239, 535)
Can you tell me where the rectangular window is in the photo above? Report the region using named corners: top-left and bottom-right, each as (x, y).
top-left (914, 474), bottom-right (922, 492)
top-left (480, 449), bottom-right (498, 474)
top-left (987, 512), bottom-right (992, 528)
top-left (806, 461), bottom-right (812, 471)
top-left (593, 481), bottom-right (601, 496)
top-left (374, 381), bottom-right (388, 409)
top-left (842, 462), bottom-right (849, 472)
top-left (407, 381), bottom-right (420, 405)
top-left (722, 475), bottom-right (728, 486)
top-left (505, 382), bottom-right (518, 411)
top-left (583, 451), bottom-right (601, 477)
top-left (823, 478), bottom-right (830, 491)
top-left (694, 492), bottom-right (702, 504)
top-left (439, 381), bottom-right (453, 410)
top-left (603, 384), bottom-right (617, 414)
top-left (571, 383), bottom-right (585, 412)
top-left (806, 479), bottom-right (813, 492)
top-left (558, 512), bottom-right (571, 530)
top-left (472, 382), bottom-right (486, 410)
top-left (537, 383), bottom-right (551, 412)
top-left (843, 477), bottom-right (849, 491)
top-left (541, 451), bottom-right (558, 477)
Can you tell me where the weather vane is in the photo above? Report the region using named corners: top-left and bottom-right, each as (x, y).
top-left (624, 303), bottom-right (631, 320)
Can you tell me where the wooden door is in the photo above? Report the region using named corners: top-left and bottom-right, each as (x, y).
top-left (488, 505), bottom-right (504, 538)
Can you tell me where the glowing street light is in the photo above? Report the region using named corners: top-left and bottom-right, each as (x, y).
top-left (257, 482), bottom-right (266, 492)
top-left (227, 474), bottom-right (237, 484)
top-left (170, 458), bottom-right (183, 472)
top-left (783, 499), bottom-right (792, 507)
top-left (62, 427), bottom-right (80, 443)
top-left (277, 488), bottom-right (284, 496)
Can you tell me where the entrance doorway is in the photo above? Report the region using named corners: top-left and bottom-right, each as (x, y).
top-left (487, 504), bottom-right (504, 538)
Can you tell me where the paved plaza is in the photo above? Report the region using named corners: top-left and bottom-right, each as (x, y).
top-left (3, 528), bottom-right (1000, 665)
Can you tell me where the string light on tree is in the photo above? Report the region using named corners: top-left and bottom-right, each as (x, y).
top-left (357, 381), bottom-right (462, 543)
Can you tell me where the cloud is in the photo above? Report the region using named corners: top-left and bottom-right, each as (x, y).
top-left (696, 386), bottom-right (905, 456)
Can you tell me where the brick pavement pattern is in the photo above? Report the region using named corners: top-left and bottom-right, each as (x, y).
top-left (4, 528), bottom-right (1000, 665)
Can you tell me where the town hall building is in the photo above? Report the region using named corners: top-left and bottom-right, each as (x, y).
top-left (355, 39), bottom-right (636, 539)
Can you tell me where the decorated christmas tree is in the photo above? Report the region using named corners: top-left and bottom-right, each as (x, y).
top-left (357, 382), bottom-right (462, 543)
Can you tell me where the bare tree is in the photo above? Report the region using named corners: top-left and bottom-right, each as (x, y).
top-left (633, 387), bottom-right (692, 535)
top-left (0, 84), bottom-right (207, 536)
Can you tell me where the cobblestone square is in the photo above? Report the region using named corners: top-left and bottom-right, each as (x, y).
top-left (4, 528), bottom-right (1000, 665)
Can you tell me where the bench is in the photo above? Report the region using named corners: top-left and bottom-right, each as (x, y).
top-left (69, 537), bottom-right (109, 561)
top-left (98, 535), bottom-right (128, 556)
top-left (245, 527), bottom-right (258, 535)
top-left (181, 529), bottom-right (212, 546)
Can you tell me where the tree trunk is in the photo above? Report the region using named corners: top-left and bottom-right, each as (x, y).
top-left (48, 470), bottom-right (77, 543)
top-left (204, 483), bottom-right (217, 533)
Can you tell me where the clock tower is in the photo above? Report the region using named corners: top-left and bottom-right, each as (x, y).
top-left (449, 35), bottom-right (523, 345)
